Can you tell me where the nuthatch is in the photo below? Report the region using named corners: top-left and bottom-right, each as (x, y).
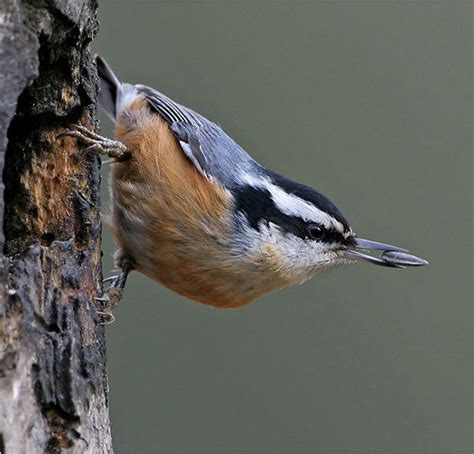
top-left (63, 55), bottom-right (427, 322)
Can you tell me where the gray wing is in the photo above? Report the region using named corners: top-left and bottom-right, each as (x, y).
top-left (135, 84), bottom-right (260, 188)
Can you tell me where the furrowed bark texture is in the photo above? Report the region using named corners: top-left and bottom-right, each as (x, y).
top-left (0, 1), bottom-right (113, 453)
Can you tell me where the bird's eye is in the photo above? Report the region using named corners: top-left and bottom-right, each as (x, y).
top-left (308, 224), bottom-right (324, 240)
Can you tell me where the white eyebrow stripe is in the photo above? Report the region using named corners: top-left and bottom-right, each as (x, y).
top-left (268, 184), bottom-right (339, 230)
top-left (240, 172), bottom-right (269, 188)
top-left (239, 172), bottom-right (346, 233)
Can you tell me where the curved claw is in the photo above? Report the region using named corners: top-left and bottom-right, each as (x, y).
top-left (94, 295), bottom-right (110, 303)
top-left (103, 275), bottom-right (119, 284)
top-left (94, 265), bottom-right (131, 325)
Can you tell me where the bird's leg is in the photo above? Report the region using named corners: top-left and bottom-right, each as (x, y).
top-left (59, 124), bottom-right (130, 162)
top-left (95, 263), bottom-right (133, 325)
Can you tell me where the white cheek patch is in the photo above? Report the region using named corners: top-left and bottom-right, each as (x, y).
top-left (266, 222), bottom-right (339, 280)
top-left (231, 214), bottom-right (340, 285)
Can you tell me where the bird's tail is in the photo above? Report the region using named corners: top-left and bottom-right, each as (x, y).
top-left (95, 55), bottom-right (122, 121)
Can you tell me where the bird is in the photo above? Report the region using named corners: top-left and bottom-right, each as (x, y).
top-left (61, 55), bottom-right (427, 322)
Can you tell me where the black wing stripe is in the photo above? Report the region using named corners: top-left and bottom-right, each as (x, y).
top-left (149, 96), bottom-right (182, 123)
top-left (155, 97), bottom-right (187, 123)
top-left (136, 84), bottom-right (200, 126)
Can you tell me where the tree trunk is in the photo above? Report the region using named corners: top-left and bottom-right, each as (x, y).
top-left (0, 0), bottom-right (113, 452)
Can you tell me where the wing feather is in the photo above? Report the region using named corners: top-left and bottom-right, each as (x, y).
top-left (136, 84), bottom-right (201, 125)
top-left (135, 84), bottom-right (259, 187)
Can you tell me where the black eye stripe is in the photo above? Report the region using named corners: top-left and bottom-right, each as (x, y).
top-left (233, 185), bottom-right (306, 237)
top-left (322, 229), bottom-right (346, 243)
top-left (233, 185), bottom-right (346, 243)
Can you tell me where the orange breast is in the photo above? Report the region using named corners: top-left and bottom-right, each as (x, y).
top-left (108, 100), bottom-right (274, 307)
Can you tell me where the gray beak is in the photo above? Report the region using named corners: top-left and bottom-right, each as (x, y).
top-left (340, 237), bottom-right (429, 268)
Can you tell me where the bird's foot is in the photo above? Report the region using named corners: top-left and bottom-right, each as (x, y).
top-left (94, 265), bottom-right (132, 325)
top-left (95, 287), bottom-right (124, 324)
top-left (59, 124), bottom-right (130, 162)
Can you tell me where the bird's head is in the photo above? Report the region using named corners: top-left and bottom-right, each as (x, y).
top-left (232, 171), bottom-right (427, 286)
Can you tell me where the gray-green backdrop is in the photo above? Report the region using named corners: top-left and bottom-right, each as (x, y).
top-left (94, 2), bottom-right (472, 453)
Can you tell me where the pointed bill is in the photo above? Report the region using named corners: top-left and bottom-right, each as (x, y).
top-left (340, 237), bottom-right (428, 268)
top-left (352, 237), bottom-right (408, 253)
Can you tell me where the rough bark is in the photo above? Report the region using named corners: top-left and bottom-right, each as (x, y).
top-left (0, 0), bottom-right (113, 453)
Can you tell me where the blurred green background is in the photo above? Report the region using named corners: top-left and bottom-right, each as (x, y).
top-left (94, 2), bottom-right (472, 453)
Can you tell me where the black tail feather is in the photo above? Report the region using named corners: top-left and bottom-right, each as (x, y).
top-left (95, 55), bottom-right (121, 120)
